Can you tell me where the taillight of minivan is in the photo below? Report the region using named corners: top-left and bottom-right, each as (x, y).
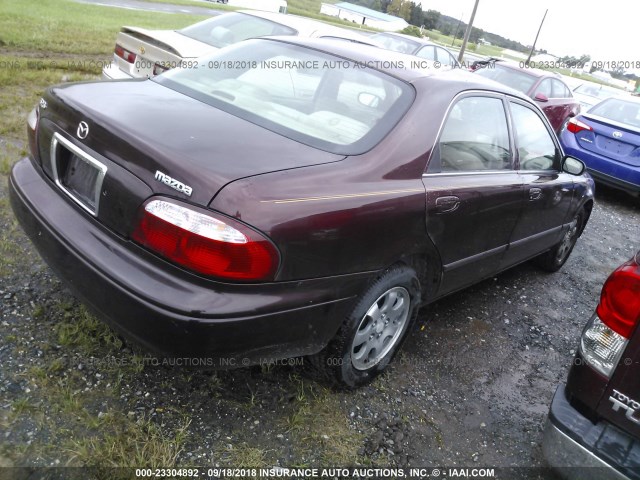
top-left (580, 252), bottom-right (640, 377)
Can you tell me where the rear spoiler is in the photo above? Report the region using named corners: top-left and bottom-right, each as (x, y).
top-left (119, 26), bottom-right (181, 57)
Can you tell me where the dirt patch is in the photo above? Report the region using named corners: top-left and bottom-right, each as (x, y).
top-left (1, 159), bottom-right (639, 479)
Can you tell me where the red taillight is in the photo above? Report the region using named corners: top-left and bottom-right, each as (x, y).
top-left (596, 255), bottom-right (640, 338)
top-left (566, 117), bottom-right (593, 134)
top-left (132, 199), bottom-right (279, 281)
top-left (115, 44), bottom-right (136, 64)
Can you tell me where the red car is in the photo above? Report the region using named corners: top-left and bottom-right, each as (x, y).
top-left (475, 62), bottom-right (580, 132)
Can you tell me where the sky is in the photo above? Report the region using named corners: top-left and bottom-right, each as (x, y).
top-left (419, 0), bottom-right (638, 63)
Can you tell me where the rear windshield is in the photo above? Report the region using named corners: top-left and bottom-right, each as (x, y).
top-left (588, 98), bottom-right (640, 128)
top-left (179, 12), bottom-right (297, 48)
top-left (372, 33), bottom-right (421, 54)
top-left (475, 64), bottom-right (537, 94)
top-left (154, 39), bottom-right (414, 155)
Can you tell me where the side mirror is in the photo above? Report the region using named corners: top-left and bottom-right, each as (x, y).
top-left (534, 92), bottom-right (549, 102)
top-left (562, 156), bottom-right (585, 176)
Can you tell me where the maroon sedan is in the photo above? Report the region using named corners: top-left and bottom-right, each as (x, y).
top-left (475, 61), bottom-right (581, 132)
top-left (10, 37), bottom-right (594, 387)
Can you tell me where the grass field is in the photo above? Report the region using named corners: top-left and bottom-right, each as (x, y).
top-left (0, 0), bottom-right (202, 142)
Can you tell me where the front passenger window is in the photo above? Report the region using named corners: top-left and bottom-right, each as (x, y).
top-left (437, 96), bottom-right (511, 172)
top-left (510, 103), bottom-right (558, 171)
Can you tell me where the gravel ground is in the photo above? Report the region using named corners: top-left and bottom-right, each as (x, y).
top-left (0, 178), bottom-right (638, 478)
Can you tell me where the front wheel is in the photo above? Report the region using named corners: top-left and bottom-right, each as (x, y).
top-left (309, 265), bottom-right (420, 388)
top-left (534, 210), bottom-right (584, 272)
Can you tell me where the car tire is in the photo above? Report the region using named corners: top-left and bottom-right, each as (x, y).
top-left (309, 265), bottom-right (421, 388)
top-left (534, 210), bottom-right (585, 272)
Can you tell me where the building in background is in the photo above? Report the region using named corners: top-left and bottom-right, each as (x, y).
top-left (320, 2), bottom-right (408, 31)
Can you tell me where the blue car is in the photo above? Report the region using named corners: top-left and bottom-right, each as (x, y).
top-left (560, 97), bottom-right (640, 196)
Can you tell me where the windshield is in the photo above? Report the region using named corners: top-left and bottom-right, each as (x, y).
top-left (588, 98), bottom-right (640, 129)
top-left (475, 64), bottom-right (537, 94)
top-left (179, 12), bottom-right (297, 48)
top-left (574, 83), bottom-right (621, 100)
top-left (154, 40), bottom-right (413, 155)
top-left (372, 33), bottom-right (421, 54)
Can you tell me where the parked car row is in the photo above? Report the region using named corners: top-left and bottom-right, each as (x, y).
top-left (9, 8), bottom-right (637, 478)
top-left (102, 10), bottom-right (473, 82)
top-left (102, 10), bottom-right (383, 80)
top-left (11, 33), bottom-right (594, 388)
top-left (474, 60), bottom-right (580, 133)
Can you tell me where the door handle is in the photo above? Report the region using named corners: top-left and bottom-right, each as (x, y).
top-left (529, 188), bottom-right (542, 201)
top-left (435, 195), bottom-right (460, 213)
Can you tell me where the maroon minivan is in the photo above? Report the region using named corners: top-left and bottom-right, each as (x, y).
top-left (544, 251), bottom-right (640, 478)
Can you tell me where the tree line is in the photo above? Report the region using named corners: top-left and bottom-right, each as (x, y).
top-left (347, 0), bottom-right (530, 52)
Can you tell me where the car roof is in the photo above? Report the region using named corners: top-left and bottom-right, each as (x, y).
top-left (258, 36), bottom-right (535, 99)
top-left (236, 10), bottom-right (370, 41)
top-left (372, 31), bottom-right (435, 46)
top-left (594, 94), bottom-right (640, 105)
top-left (374, 32), bottom-right (429, 42)
top-left (491, 60), bottom-right (560, 80)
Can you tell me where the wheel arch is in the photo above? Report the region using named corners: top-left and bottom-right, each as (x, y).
top-left (579, 199), bottom-right (594, 236)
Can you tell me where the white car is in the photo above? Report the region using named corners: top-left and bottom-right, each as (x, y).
top-left (572, 81), bottom-right (626, 111)
top-left (102, 10), bottom-right (377, 80)
top-left (371, 32), bottom-right (460, 69)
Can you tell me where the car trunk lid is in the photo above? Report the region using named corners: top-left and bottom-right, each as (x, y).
top-left (575, 114), bottom-right (640, 167)
top-left (36, 80), bottom-right (344, 234)
top-left (112, 27), bottom-right (214, 78)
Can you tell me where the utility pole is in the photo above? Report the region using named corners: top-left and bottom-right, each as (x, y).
top-left (451, 12), bottom-right (463, 47)
top-left (457, 0), bottom-right (479, 63)
top-left (525, 9), bottom-right (548, 66)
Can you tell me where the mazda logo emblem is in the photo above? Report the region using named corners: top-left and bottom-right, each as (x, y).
top-left (612, 131), bottom-right (623, 138)
top-left (77, 121), bottom-right (89, 139)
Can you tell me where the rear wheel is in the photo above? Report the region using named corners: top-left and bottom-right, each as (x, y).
top-left (535, 210), bottom-right (584, 272)
top-left (309, 265), bottom-right (420, 388)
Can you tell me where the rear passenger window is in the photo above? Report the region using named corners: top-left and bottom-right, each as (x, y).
top-left (436, 47), bottom-right (456, 66)
top-left (510, 102), bottom-right (558, 171)
top-left (437, 96), bottom-right (511, 172)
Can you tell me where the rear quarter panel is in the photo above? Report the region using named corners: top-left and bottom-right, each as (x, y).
top-left (209, 81), bottom-right (450, 285)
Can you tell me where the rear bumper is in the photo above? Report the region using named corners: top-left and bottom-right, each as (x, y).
top-left (102, 61), bottom-right (133, 81)
top-left (561, 132), bottom-right (640, 194)
top-left (9, 157), bottom-right (373, 366)
top-left (585, 169), bottom-right (640, 196)
top-left (543, 384), bottom-right (640, 480)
